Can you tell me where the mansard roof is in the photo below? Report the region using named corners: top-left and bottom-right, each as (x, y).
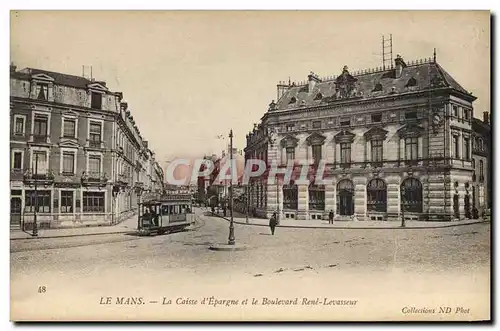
top-left (12, 67), bottom-right (108, 89)
top-left (274, 60), bottom-right (475, 111)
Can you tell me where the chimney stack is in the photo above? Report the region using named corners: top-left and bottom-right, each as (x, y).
top-left (483, 111), bottom-right (489, 125)
top-left (120, 101), bottom-right (128, 111)
top-left (308, 72), bottom-right (321, 92)
top-left (394, 54), bottom-right (407, 78)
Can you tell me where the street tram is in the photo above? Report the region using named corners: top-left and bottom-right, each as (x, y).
top-left (137, 192), bottom-right (195, 236)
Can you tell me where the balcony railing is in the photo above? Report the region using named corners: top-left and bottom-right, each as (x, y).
top-left (23, 169), bottom-right (55, 185)
top-left (81, 171), bottom-right (108, 187)
top-left (117, 173), bottom-right (129, 185)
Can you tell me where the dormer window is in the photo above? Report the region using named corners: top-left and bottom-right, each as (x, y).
top-left (91, 92), bottom-right (102, 110)
top-left (372, 83), bottom-right (383, 92)
top-left (314, 93), bottom-right (323, 100)
top-left (406, 77), bottom-right (417, 87)
top-left (289, 96), bottom-right (297, 104)
top-left (371, 113), bottom-right (382, 123)
top-left (37, 83), bottom-right (49, 100)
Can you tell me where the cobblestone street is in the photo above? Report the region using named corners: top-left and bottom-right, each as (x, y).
top-left (10, 208), bottom-right (490, 321)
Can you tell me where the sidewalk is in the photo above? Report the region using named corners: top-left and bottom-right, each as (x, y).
top-left (202, 209), bottom-right (488, 230)
top-left (10, 214), bottom-right (139, 240)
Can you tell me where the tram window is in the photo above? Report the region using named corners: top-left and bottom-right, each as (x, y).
top-left (162, 205), bottom-right (169, 215)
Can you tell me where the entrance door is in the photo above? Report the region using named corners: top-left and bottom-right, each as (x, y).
top-left (337, 179), bottom-right (355, 216)
top-left (10, 197), bottom-right (21, 226)
top-left (338, 192), bottom-right (353, 216)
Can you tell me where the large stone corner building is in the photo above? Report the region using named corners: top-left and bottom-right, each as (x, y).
top-left (245, 54), bottom-right (484, 222)
top-left (10, 64), bottom-right (165, 229)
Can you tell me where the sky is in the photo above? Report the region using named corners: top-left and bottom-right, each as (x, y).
top-left (10, 10), bottom-right (490, 166)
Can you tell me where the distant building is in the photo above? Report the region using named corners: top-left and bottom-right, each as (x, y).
top-left (471, 112), bottom-right (491, 214)
top-left (10, 64), bottom-right (164, 229)
top-left (245, 54), bottom-right (479, 222)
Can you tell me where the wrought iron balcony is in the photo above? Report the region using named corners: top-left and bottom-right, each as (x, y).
top-left (117, 173), bottom-right (129, 184)
top-left (23, 169), bottom-right (55, 185)
top-left (81, 171), bottom-right (108, 187)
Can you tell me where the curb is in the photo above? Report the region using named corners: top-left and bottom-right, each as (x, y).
top-left (203, 213), bottom-right (488, 230)
top-left (10, 229), bottom-right (134, 241)
top-left (11, 215), bottom-right (204, 241)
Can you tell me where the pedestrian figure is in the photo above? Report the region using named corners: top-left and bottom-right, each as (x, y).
top-left (269, 211), bottom-right (278, 235)
top-left (328, 210), bottom-right (334, 224)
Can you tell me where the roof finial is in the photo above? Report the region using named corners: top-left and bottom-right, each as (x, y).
top-left (433, 48), bottom-right (437, 63)
top-left (288, 77), bottom-right (291, 86)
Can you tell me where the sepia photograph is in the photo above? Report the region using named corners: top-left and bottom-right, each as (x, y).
top-left (8, 9), bottom-right (491, 322)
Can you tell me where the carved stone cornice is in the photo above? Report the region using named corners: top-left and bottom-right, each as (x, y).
top-left (306, 132), bottom-right (326, 146)
top-left (334, 130), bottom-right (356, 144)
top-left (397, 123), bottom-right (425, 139)
top-left (364, 126), bottom-right (388, 141)
top-left (280, 134), bottom-right (299, 149)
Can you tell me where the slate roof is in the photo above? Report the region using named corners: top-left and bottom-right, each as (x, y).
top-left (12, 67), bottom-right (107, 89)
top-left (274, 60), bottom-right (474, 111)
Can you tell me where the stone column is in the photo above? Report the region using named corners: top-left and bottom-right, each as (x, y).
top-left (353, 176), bottom-right (367, 221)
top-left (324, 182), bottom-right (335, 215)
top-left (386, 175), bottom-right (400, 222)
top-left (266, 180), bottom-right (277, 219)
top-left (296, 184), bottom-right (309, 220)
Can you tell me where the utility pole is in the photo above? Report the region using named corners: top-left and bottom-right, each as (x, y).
top-left (276, 176), bottom-right (280, 225)
top-left (32, 153), bottom-right (39, 237)
top-left (228, 129), bottom-right (235, 245)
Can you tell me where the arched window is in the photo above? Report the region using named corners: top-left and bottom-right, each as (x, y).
top-left (308, 184), bottom-right (325, 211)
top-left (283, 182), bottom-right (298, 210)
top-left (401, 178), bottom-right (423, 213)
top-left (367, 178), bottom-right (387, 212)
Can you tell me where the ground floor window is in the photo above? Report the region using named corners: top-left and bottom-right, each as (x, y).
top-left (283, 184), bottom-right (298, 209)
top-left (367, 178), bottom-right (387, 212)
top-left (83, 191), bottom-right (105, 212)
top-left (25, 190), bottom-right (51, 213)
top-left (60, 190), bottom-right (74, 213)
top-left (401, 178), bottom-right (423, 213)
top-left (308, 184), bottom-right (325, 211)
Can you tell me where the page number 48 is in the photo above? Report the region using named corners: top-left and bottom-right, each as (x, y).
top-left (37, 286), bottom-right (46, 294)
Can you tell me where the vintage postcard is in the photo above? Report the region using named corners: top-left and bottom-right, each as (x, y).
top-left (9, 10), bottom-right (491, 322)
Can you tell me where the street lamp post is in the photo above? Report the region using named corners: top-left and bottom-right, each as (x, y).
top-left (32, 152), bottom-right (39, 237)
top-left (228, 129), bottom-right (236, 245)
top-left (245, 184), bottom-right (249, 223)
top-left (401, 186), bottom-right (406, 228)
top-left (135, 185), bottom-right (143, 230)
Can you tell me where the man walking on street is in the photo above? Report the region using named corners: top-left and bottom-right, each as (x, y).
top-left (328, 210), bottom-right (334, 224)
top-left (269, 211), bottom-right (278, 235)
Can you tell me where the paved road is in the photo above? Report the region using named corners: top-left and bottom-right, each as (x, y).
top-left (11, 210), bottom-right (491, 321)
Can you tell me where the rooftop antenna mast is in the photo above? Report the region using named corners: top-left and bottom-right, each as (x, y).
top-left (382, 34), bottom-right (393, 70)
top-left (82, 65), bottom-right (93, 79)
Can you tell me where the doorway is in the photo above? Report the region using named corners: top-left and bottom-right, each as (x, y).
top-left (10, 197), bottom-right (22, 226)
top-left (337, 180), bottom-right (354, 216)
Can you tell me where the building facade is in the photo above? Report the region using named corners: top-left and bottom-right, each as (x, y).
top-left (10, 64), bottom-right (164, 229)
top-left (245, 54), bottom-right (481, 222)
top-left (471, 112), bottom-right (491, 216)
